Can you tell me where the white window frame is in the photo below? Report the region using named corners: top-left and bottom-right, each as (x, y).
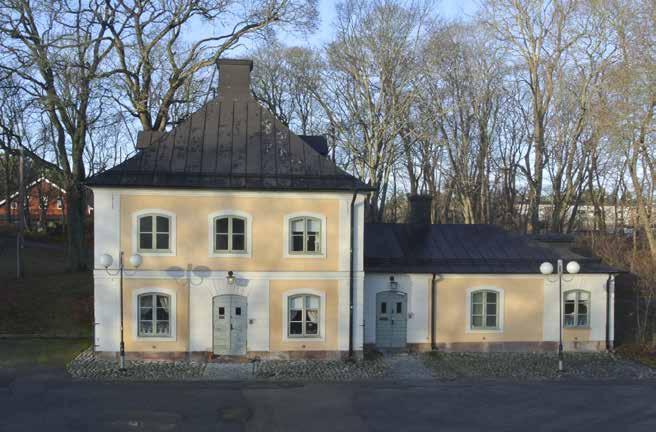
top-left (282, 289), bottom-right (326, 342)
top-left (132, 287), bottom-right (177, 341)
top-left (283, 212), bottom-right (327, 258)
top-left (563, 289), bottom-right (591, 328)
top-left (132, 209), bottom-right (176, 256)
top-left (465, 286), bottom-right (504, 333)
top-left (208, 210), bottom-right (253, 258)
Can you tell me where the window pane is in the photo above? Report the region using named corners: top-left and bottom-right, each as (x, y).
top-left (289, 310), bottom-right (302, 322)
top-left (486, 302), bottom-right (497, 316)
top-left (564, 301), bottom-right (575, 315)
top-left (306, 234), bottom-right (318, 252)
top-left (139, 295), bottom-right (153, 308)
top-left (292, 234), bottom-right (304, 252)
top-left (472, 316), bottom-right (483, 327)
top-left (577, 314), bottom-right (588, 326)
top-left (139, 233), bottom-right (153, 250)
top-left (139, 216), bottom-right (152, 233)
top-left (486, 315), bottom-right (497, 328)
top-left (232, 234), bottom-right (245, 251)
top-left (306, 296), bottom-right (320, 309)
top-left (232, 218), bottom-right (245, 234)
top-left (216, 217), bottom-right (229, 234)
top-left (289, 322), bottom-right (302, 335)
top-left (218, 307), bottom-right (225, 316)
top-left (381, 302), bottom-right (387, 313)
top-left (486, 292), bottom-right (497, 304)
top-left (216, 234), bottom-right (229, 251)
top-left (157, 295), bottom-right (170, 309)
top-left (291, 219), bottom-right (305, 233)
top-left (306, 310), bottom-right (319, 323)
top-left (140, 307), bottom-right (153, 321)
top-left (235, 307), bottom-right (241, 316)
top-left (140, 321), bottom-right (153, 335)
top-left (578, 302), bottom-right (588, 315)
top-left (396, 302), bottom-right (402, 313)
top-left (156, 321), bottom-right (169, 335)
top-left (289, 296), bottom-right (304, 309)
top-left (472, 303), bottom-right (483, 315)
top-left (307, 219), bottom-right (320, 233)
top-left (472, 292), bottom-right (483, 303)
top-left (156, 308), bottom-right (169, 321)
top-left (564, 315), bottom-right (575, 327)
top-left (306, 321), bottom-right (318, 335)
top-left (156, 234), bottom-right (169, 250)
top-left (156, 216), bottom-right (169, 233)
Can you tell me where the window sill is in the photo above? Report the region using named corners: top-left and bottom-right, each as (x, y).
top-left (137, 251), bottom-right (176, 257)
top-left (284, 253), bottom-right (326, 259)
top-left (210, 252), bottom-right (251, 258)
top-left (136, 335), bottom-right (177, 342)
top-left (465, 328), bottom-right (503, 334)
top-left (284, 335), bottom-right (325, 342)
top-left (564, 326), bottom-right (591, 330)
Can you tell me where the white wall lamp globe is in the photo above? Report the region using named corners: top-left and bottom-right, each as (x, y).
top-left (566, 261), bottom-right (580, 274)
top-left (99, 253), bottom-right (113, 269)
top-left (129, 254), bottom-right (143, 268)
top-left (539, 262), bottom-right (554, 275)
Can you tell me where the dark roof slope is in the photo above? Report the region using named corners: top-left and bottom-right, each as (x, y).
top-left (86, 98), bottom-right (370, 192)
top-left (364, 223), bottom-right (618, 274)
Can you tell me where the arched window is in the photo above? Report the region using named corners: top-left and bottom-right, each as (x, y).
top-left (214, 215), bottom-right (247, 253)
top-left (288, 294), bottom-right (321, 337)
top-left (137, 214), bottom-right (171, 252)
top-left (471, 290), bottom-right (499, 330)
top-left (289, 216), bottom-right (322, 254)
top-left (138, 293), bottom-right (171, 337)
top-left (564, 290), bottom-right (590, 328)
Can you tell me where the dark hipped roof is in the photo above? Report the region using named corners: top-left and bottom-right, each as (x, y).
top-left (86, 60), bottom-right (369, 192)
top-left (364, 223), bottom-right (618, 274)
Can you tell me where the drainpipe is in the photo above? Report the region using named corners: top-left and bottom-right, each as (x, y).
top-left (606, 273), bottom-right (615, 351)
top-left (431, 273), bottom-right (437, 350)
top-left (348, 190), bottom-right (358, 358)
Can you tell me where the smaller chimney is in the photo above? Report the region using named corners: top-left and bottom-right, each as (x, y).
top-left (216, 59), bottom-right (253, 101)
top-left (407, 194), bottom-right (433, 225)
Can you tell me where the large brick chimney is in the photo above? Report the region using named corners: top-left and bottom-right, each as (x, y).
top-left (407, 194), bottom-right (433, 225)
top-left (216, 58), bottom-right (253, 101)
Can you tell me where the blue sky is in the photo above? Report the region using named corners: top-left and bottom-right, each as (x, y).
top-left (277, 0), bottom-right (480, 47)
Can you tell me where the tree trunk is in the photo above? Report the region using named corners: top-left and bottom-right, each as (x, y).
top-left (65, 181), bottom-right (87, 271)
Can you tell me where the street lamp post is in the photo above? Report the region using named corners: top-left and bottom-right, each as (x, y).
top-left (540, 259), bottom-right (580, 372)
top-left (100, 252), bottom-right (142, 371)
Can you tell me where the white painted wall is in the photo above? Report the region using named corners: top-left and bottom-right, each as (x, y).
top-left (364, 273), bottom-right (431, 345)
top-left (93, 273), bottom-right (120, 351)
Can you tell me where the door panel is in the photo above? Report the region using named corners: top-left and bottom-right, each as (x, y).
top-left (213, 295), bottom-right (247, 355)
top-left (376, 291), bottom-right (407, 349)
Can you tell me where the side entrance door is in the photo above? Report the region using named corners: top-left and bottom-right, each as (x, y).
top-left (213, 294), bottom-right (248, 356)
top-left (376, 290), bottom-right (407, 349)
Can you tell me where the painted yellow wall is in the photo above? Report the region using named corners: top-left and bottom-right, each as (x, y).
top-left (436, 277), bottom-right (544, 343)
top-left (269, 280), bottom-right (339, 352)
top-left (120, 194), bottom-right (342, 272)
top-left (564, 327), bottom-right (591, 343)
top-left (123, 279), bottom-right (189, 352)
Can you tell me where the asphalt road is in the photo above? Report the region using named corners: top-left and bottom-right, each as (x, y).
top-left (1, 368), bottom-right (656, 431)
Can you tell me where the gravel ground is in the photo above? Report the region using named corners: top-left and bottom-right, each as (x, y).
top-left (254, 359), bottom-right (388, 381)
top-left (67, 349), bottom-right (206, 381)
top-left (203, 363), bottom-right (256, 380)
top-left (423, 352), bottom-right (656, 381)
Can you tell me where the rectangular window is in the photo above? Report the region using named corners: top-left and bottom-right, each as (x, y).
top-left (289, 217), bottom-right (322, 254)
top-left (564, 291), bottom-right (590, 328)
top-left (138, 214), bottom-right (171, 253)
top-left (288, 294), bottom-right (321, 338)
top-left (471, 290), bottom-right (498, 330)
top-left (214, 215), bottom-right (247, 253)
top-left (138, 293), bottom-right (171, 337)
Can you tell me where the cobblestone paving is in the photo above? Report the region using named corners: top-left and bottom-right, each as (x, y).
top-left (203, 363), bottom-right (256, 380)
top-left (67, 349), bottom-right (206, 381)
top-left (254, 359), bottom-right (388, 381)
top-left (382, 353), bottom-right (435, 380)
top-left (422, 352), bottom-right (656, 381)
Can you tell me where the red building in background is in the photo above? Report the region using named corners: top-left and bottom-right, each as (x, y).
top-left (0, 177), bottom-right (93, 230)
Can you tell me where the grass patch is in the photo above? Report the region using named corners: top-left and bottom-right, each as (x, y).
top-left (616, 344), bottom-right (656, 369)
top-left (0, 338), bottom-right (90, 368)
top-left (0, 239), bottom-right (93, 337)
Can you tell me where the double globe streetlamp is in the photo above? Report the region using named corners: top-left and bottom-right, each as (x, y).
top-left (99, 252), bottom-right (142, 371)
top-left (540, 259), bottom-right (580, 372)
